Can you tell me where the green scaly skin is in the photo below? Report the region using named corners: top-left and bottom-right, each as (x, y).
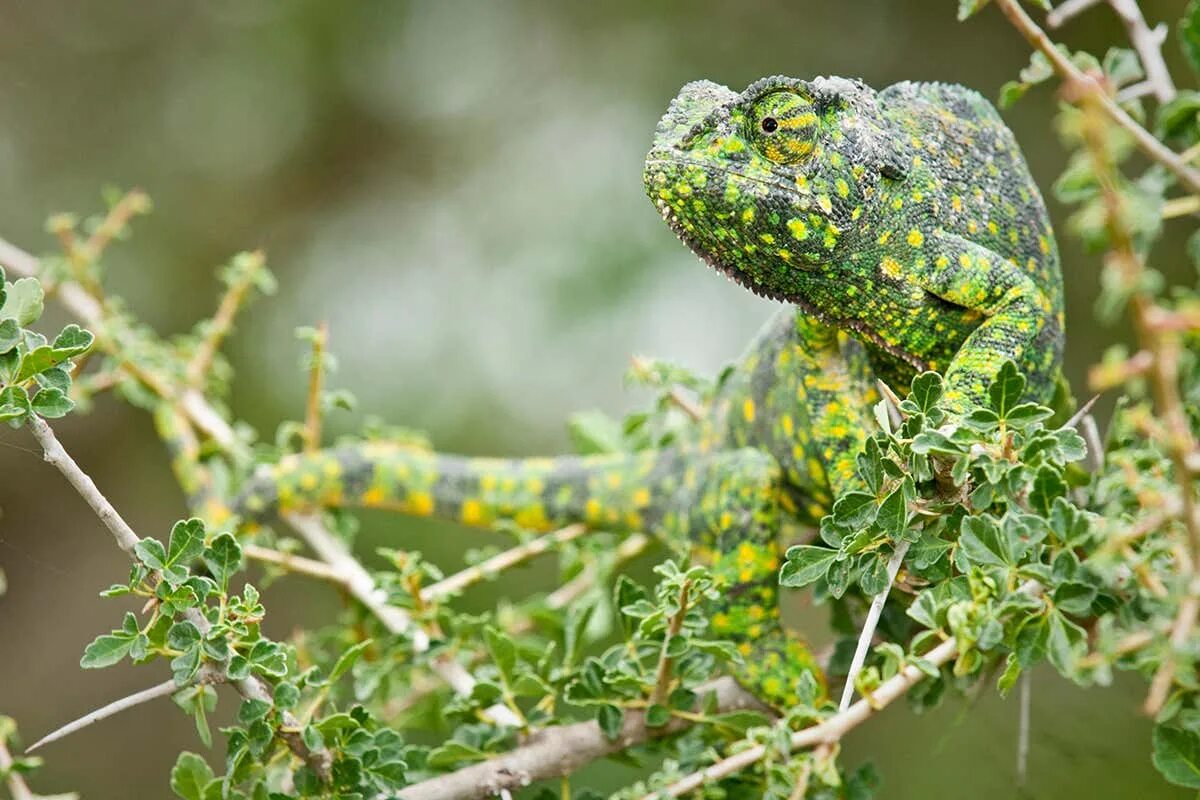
top-left (232, 76), bottom-right (1064, 709)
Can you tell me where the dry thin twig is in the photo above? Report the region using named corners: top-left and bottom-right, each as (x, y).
top-left (1048, 0), bottom-right (1176, 103)
top-left (0, 738), bottom-right (35, 800)
top-left (995, 0), bottom-right (1200, 194)
top-left (24, 414), bottom-right (333, 781)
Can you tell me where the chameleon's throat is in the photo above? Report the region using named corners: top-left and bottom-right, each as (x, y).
top-left (652, 195), bottom-right (927, 372)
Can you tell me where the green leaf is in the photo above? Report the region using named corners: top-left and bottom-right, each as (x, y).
top-left (1053, 582), bottom-right (1097, 616)
top-left (988, 362), bottom-right (1025, 417)
top-left (876, 484), bottom-right (909, 538)
top-left (0, 319), bottom-right (18, 354)
top-left (831, 491), bottom-right (877, 528)
top-left (957, 0), bottom-right (991, 21)
top-left (1180, 0), bottom-right (1200, 78)
top-left (202, 533), bottom-right (242, 591)
top-left (29, 388), bottom-right (73, 418)
top-left (80, 631), bottom-right (134, 669)
top-left (170, 752), bottom-right (217, 800)
top-left (51, 324), bottom-right (94, 358)
top-left (1154, 725), bottom-right (1200, 788)
top-left (328, 639), bottom-right (372, 683)
top-left (166, 519), bottom-right (206, 573)
top-left (427, 741), bottom-right (488, 769)
top-left (484, 626), bottom-right (518, 687)
top-left (646, 704), bottom-right (670, 727)
top-left (0, 277), bottom-right (43, 326)
top-left (858, 554), bottom-right (890, 596)
top-left (958, 516), bottom-right (1011, 568)
top-left (908, 371), bottom-right (944, 414)
top-left (1029, 466), bottom-right (1067, 516)
top-left (779, 546), bottom-right (839, 588)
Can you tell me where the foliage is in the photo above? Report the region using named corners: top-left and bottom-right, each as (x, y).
top-left (3, 1), bottom-right (1200, 798)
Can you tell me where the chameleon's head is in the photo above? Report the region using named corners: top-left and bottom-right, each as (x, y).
top-left (645, 76), bottom-right (910, 303)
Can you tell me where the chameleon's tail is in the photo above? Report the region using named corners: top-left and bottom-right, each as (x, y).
top-left (234, 441), bottom-right (673, 535)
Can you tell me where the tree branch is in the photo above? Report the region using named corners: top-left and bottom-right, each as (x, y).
top-left (24, 415), bottom-right (332, 782)
top-left (994, 0), bottom-right (1200, 194)
top-left (652, 637), bottom-right (959, 798)
top-left (396, 677), bottom-right (763, 800)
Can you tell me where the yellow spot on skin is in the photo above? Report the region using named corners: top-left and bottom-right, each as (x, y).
top-left (935, 255), bottom-right (950, 268)
top-left (585, 498), bottom-right (602, 521)
top-left (299, 473), bottom-right (318, 491)
top-left (742, 398), bottom-right (756, 423)
top-left (817, 195), bottom-right (832, 214)
top-left (907, 229), bottom-right (924, 248)
top-left (461, 499), bottom-right (483, 525)
top-left (741, 207), bottom-right (754, 223)
top-left (632, 487), bottom-right (651, 508)
top-left (515, 505), bottom-right (548, 530)
top-left (759, 233), bottom-right (775, 244)
top-left (951, 195), bottom-right (963, 212)
top-left (835, 178), bottom-right (849, 198)
top-left (877, 230), bottom-right (892, 245)
top-left (959, 253), bottom-right (972, 268)
top-left (880, 256), bottom-right (902, 278)
top-left (787, 218), bottom-right (809, 240)
top-left (362, 487), bottom-right (385, 506)
top-left (605, 473), bottom-right (622, 489)
top-left (409, 492), bottom-right (434, 516)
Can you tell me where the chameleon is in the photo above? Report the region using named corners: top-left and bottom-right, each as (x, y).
top-left (232, 76), bottom-right (1064, 709)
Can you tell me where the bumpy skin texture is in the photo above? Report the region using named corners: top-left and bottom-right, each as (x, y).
top-left (235, 77), bottom-right (1064, 708)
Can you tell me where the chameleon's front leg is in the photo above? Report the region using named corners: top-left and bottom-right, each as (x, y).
top-left (916, 232), bottom-right (1060, 408)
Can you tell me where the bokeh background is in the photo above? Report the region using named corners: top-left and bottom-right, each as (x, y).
top-left (0, 1), bottom-right (1192, 797)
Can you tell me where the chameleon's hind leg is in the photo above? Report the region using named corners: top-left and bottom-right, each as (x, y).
top-left (670, 447), bottom-right (822, 708)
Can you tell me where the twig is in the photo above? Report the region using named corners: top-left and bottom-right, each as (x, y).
top-left (1145, 586), bottom-right (1200, 714)
top-left (649, 579), bottom-right (691, 712)
top-left (993, 0), bottom-right (1200, 195)
top-left (26, 679), bottom-right (180, 753)
top-left (654, 637), bottom-right (959, 798)
top-left (838, 539), bottom-right (911, 711)
top-left (1048, 0), bottom-right (1175, 102)
top-left (396, 677), bottom-right (763, 800)
top-left (283, 513), bottom-right (420, 643)
top-left (301, 322), bottom-right (328, 453)
top-left (185, 251), bottom-right (265, 387)
top-left (26, 415), bottom-right (140, 555)
top-left (1046, 0), bottom-right (1101, 28)
top-left (0, 738), bottom-right (35, 800)
top-left (25, 414), bottom-right (332, 781)
top-left (421, 524), bottom-right (589, 601)
top-left (244, 544), bottom-right (342, 583)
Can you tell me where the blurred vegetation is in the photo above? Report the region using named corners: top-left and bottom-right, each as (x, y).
top-left (0, 1), bottom-right (1194, 798)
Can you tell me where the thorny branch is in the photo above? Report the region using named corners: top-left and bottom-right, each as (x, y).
top-left (24, 415), bottom-right (333, 782)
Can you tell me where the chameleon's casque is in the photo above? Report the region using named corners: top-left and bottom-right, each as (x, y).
top-left (644, 76), bottom-right (1063, 407)
top-left (233, 76), bottom-right (1067, 710)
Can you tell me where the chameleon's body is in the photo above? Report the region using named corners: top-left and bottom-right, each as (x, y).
top-left (235, 77), bottom-right (1063, 707)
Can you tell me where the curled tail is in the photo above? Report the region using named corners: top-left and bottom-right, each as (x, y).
top-left (235, 442), bottom-right (678, 535)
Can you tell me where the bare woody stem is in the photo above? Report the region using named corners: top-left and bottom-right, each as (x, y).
top-left (185, 251), bottom-right (266, 387)
top-left (396, 677), bottom-right (764, 800)
top-left (651, 637), bottom-right (959, 798)
top-left (24, 414), bottom-right (333, 782)
top-left (302, 321), bottom-right (328, 453)
top-left (0, 738), bottom-right (35, 800)
top-left (993, 0), bottom-right (1200, 195)
top-left (649, 579), bottom-right (691, 711)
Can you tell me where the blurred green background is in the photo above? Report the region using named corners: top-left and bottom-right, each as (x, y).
top-left (0, 1), bottom-right (1191, 797)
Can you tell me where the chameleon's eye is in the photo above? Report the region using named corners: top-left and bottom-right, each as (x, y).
top-left (748, 90), bottom-right (817, 165)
